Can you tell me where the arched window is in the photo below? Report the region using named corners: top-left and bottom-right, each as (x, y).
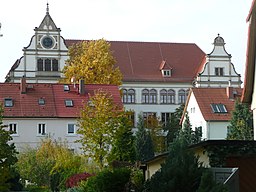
top-left (127, 89), bottom-right (135, 103)
top-left (168, 89), bottom-right (176, 104)
top-left (122, 89), bottom-right (127, 103)
top-left (142, 89), bottom-right (149, 103)
top-left (160, 89), bottom-right (167, 103)
top-left (178, 89), bottom-right (186, 104)
top-left (149, 89), bottom-right (157, 104)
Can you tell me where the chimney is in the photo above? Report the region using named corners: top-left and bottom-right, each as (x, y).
top-left (20, 76), bottom-right (26, 94)
top-left (79, 79), bottom-right (85, 95)
top-left (226, 86), bottom-right (234, 99)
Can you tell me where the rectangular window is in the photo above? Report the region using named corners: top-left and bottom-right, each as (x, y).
top-left (9, 123), bottom-right (17, 135)
top-left (161, 113), bottom-right (170, 127)
top-left (215, 67), bottom-right (224, 76)
top-left (37, 59), bottom-right (44, 71)
top-left (67, 123), bottom-right (76, 134)
top-left (128, 111), bottom-right (135, 127)
top-left (162, 70), bottom-right (171, 77)
top-left (143, 112), bottom-right (157, 127)
top-left (38, 123), bottom-right (46, 135)
top-left (52, 59), bottom-right (58, 71)
top-left (4, 98), bottom-right (13, 107)
top-left (63, 85), bottom-right (70, 91)
top-left (65, 99), bottom-right (74, 107)
top-left (45, 59), bottom-right (51, 71)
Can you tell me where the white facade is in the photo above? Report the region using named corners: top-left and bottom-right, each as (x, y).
top-left (194, 34), bottom-right (242, 88)
top-left (4, 117), bottom-right (82, 153)
top-left (185, 92), bottom-right (229, 140)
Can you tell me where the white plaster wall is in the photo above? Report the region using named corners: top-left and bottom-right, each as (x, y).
top-left (251, 59), bottom-right (256, 140)
top-left (4, 118), bottom-right (82, 153)
top-left (207, 121), bottom-right (229, 140)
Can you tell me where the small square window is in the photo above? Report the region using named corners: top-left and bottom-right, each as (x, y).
top-left (65, 99), bottom-right (73, 107)
top-left (162, 70), bottom-right (171, 77)
top-left (38, 98), bottom-right (45, 105)
top-left (67, 123), bottom-right (76, 134)
top-left (4, 98), bottom-right (13, 107)
top-left (64, 85), bottom-right (70, 91)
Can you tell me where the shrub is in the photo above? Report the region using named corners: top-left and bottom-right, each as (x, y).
top-left (83, 168), bottom-right (131, 192)
top-left (66, 172), bottom-right (94, 188)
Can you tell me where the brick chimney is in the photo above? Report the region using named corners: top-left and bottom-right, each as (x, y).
top-left (79, 79), bottom-right (85, 95)
top-left (20, 76), bottom-right (26, 94)
top-left (226, 86), bottom-right (234, 99)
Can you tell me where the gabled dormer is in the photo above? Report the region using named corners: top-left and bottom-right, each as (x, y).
top-left (159, 60), bottom-right (172, 77)
top-left (194, 34), bottom-right (242, 88)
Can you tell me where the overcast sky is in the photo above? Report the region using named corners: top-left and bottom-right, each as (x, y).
top-left (0, 0), bottom-right (252, 83)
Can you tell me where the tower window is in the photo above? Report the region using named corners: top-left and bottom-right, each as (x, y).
top-left (215, 67), bottom-right (224, 76)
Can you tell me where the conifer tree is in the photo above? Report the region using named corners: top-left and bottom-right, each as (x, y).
top-left (0, 104), bottom-right (18, 191)
top-left (227, 100), bottom-right (253, 140)
top-left (134, 114), bottom-right (154, 162)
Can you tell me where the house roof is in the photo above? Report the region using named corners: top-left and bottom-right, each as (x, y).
top-left (65, 40), bottom-right (206, 83)
top-left (185, 87), bottom-right (242, 121)
top-left (242, 0), bottom-right (256, 103)
top-left (0, 81), bottom-right (122, 118)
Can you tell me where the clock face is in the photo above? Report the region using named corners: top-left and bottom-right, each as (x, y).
top-left (42, 36), bottom-right (54, 48)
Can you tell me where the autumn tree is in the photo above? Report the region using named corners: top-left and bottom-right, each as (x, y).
top-left (77, 89), bottom-right (126, 168)
top-left (0, 104), bottom-right (18, 191)
top-left (227, 100), bottom-right (253, 140)
top-left (62, 38), bottom-right (122, 85)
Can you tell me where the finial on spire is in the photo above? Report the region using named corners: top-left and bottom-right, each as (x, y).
top-left (46, 2), bottom-right (49, 14)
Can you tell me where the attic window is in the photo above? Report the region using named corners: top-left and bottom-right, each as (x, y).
top-left (38, 98), bottom-right (45, 105)
top-left (210, 104), bottom-right (227, 113)
top-left (162, 70), bottom-right (171, 77)
top-left (4, 98), bottom-right (13, 107)
top-left (64, 85), bottom-right (70, 91)
top-left (65, 99), bottom-right (73, 107)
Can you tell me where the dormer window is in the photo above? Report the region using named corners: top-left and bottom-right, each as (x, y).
top-left (210, 103), bottom-right (227, 113)
top-left (162, 69), bottom-right (171, 77)
top-left (65, 99), bottom-right (73, 107)
top-left (38, 98), bottom-right (45, 105)
top-left (64, 85), bottom-right (70, 91)
top-left (4, 98), bottom-right (13, 107)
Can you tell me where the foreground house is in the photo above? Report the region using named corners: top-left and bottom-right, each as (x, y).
top-left (181, 87), bottom-right (242, 140)
top-left (242, 0), bottom-right (256, 140)
top-left (0, 78), bottom-right (122, 152)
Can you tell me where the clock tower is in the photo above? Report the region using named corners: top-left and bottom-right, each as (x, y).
top-left (6, 3), bottom-right (69, 83)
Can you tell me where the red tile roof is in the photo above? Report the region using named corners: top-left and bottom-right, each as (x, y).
top-left (0, 82), bottom-right (122, 118)
top-left (189, 88), bottom-right (242, 121)
top-left (65, 40), bottom-right (205, 83)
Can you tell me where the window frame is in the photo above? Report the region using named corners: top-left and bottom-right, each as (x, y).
top-left (67, 123), bottom-right (76, 135)
top-left (215, 67), bottom-right (224, 76)
top-left (38, 123), bottom-right (46, 136)
top-left (65, 99), bottom-right (74, 107)
top-left (9, 123), bottom-right (18, 136)
top-left (142, 89), bottom-right (150, 104)
top-left (4, 98), bottom-right (13, 107)
top-left (178, 89), bottom-right (186, 104)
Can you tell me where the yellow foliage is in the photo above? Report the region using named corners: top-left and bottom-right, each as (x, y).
top-left (62, 39), bottom-right (122, 85)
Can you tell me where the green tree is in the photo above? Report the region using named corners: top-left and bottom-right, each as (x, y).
top-left (77, 89), bottom-right (126, 168)
top-left (17, 138), bottom-right (84, 190)
top-left (0, 104), bottom-right (18, 191)
top-left (108, 111), bottom-right (136, 164)
top-left (227, 100), bottom-right (253, 140)
top-left (134, 114), bottom-right (154, 162)
top-left (164, 104), bottom-right (184, 146)
top-left (144, 135), bottom-right (226, 192)
top-left (62, 38), bottom-right (122, 85)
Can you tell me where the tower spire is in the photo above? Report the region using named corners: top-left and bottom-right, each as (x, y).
top-left (46, 2), bottom-right (49, 15)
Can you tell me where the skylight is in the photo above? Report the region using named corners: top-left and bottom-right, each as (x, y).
top-left (210, 104), bottom-right (227, 113)
top-left (4, 98), bottom-right (13, 107)
top-left (65, 99), bottom-right (73, 107)
top-left (64, 85), bottom-right (70, 91)
top-left (38, 98), bottom-right (45, 105)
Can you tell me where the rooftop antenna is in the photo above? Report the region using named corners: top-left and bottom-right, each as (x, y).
top-left (0, 23), bottom-right (3, 37)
